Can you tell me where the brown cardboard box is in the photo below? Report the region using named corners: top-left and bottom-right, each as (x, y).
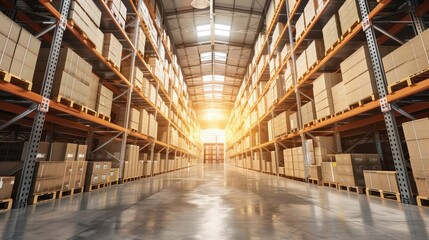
top-left (76, 145), bottom-right (87, 161)
top-left (406, 140), bottom-right (429, 159)
top-left (0, 176), bottom-right (15, 199)
top-left (322, 13), bottom-right (341, 52)
top-left (20, 141), bottom-right (50, 161)
top-left (338, 0), bottom-right (359, 35)
top-left (331, 81), bottom-right (347, 114)
top-left (313, 73), bottom-right (342, 119)
top-left (402, 118), bottom-right (429, 141)
top-left (72, 161), bottom-right (87, 190)
top-left (415, 177), bottom-right (429, 197)
top-left (108, 168), bottom-right (119, 183)
top-left (96, 84), bottom-right (113, 118)
top-left (31, 161), bottom-right (66, 195)
top-left (306, 39), bottom-right (324, 68)
top-left (309, 165), bottom-right (322, 180)
top-left (50, 142), bottom-right (78, 161)
top-left (322, 162), bottom-right (338, 183)
top-left (295, 14), bottom-right (306, 41)
top-left (296, 50), bottom-right (307, 80)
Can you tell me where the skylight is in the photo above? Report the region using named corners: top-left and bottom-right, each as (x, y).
top-left (196, 24), bottom-right (231, 38)
top-left (204, 93), bottom-right (223, 99)
top-left (204, 84), bottom-right (223, 92)
top-left (200, 52), bottom-right (227, 62)
top-left (202, 75), bottom-right (224, 82)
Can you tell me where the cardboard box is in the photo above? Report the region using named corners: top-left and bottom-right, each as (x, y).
top-left (322, 162), bottom-right (338, 183)
top-left (50, 142), bottom-right (78, 161)
top-left (313, 73), bottom-right (342, 119)
top-left (76, 145), bottom-right (87, 161)
top-left (102, 33), bottom-right (122, 69)
top-left (0, 176), bottom-right (15, 199)
top-left (306, 40), bottom-right (324, 68)
top-left (20, 141), bottom-right (50, 162)
top-left (364, 170), bottom-right (398, 193)
top-left (295, 14), bottom-right (306, 41)
top-left (304, 0), bottom-right (317, 27)
top-left (322, 14), bottom-right (341, 53)
top-left (296, 50), bottom-right (307, 80)
top-left (309, 165), bottom-right (322, 180)
top-left (331, 81), bottom-right (347, 114)
top-left (338, 0), bottom-right (360, 35)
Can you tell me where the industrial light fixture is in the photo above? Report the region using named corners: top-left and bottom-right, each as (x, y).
top-left (191, 0), bottom-right (210, 9)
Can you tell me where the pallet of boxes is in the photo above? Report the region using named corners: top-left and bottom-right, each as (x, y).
top-left (403, 118), bottom-right (429, 206)
top-left (307, 137), bottom-right (338, 186)
top-left (363, 170), bottom-right (401, 202)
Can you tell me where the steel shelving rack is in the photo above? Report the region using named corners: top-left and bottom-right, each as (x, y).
top-left (0, 0), bottom-right (204, 208)
top-left (225, 0), bottom-right (429, 204)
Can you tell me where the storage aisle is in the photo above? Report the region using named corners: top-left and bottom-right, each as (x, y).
top-left (1, 164), bottom-right (429, 239)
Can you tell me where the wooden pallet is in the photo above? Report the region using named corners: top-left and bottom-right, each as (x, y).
top-left (29, 192), bottom-right (57, 205)
top-left (55, 95), bottom-right (84, 112)
top-left (58, 188), bottom-right (84, 198)
top-left (85, 182), bottom-right (109, 192)
top-left (317, 115), bottom-right (334, 123)
top-left (340, 19), bottom-right (361, 41)
top-left (417, 196), bottom-right (429, 207)
top-left (69, 20), bottom-right (96, 49)
top-left (0, 69), bottom-right (32, 90)
top-left (366, 188), bottom-right (401, 202)
top-left (109, 180), bottom-right (119, 186)
top-left (303, 120), bottom-right (317, 128)
top-left (338, 185), bottom-right (365, 194)
top-left (97, 112), bottom-right (111, 122)
top-left (83, 106), bottom-right (97, 117)
top-left (306, 61), bottom-right (319, 73)
top-left (335, 108), bottom-right (349, 116)
top-left (308, 178), bottom-right (322, 186)
top-left (387, 68), bottom-right (429, 94)
top-left (325, 39), bottom-right (341, 56)
top-left (106, 58), bottom-right (120, 70)
top-left (348, 95), bottom-right (376, 110)
top-left (0, 198), bottom-right (13, 211)
top-left (323, 182), bottom-right (339, 189)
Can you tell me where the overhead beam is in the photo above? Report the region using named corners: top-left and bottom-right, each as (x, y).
top-left (175, 40), bottom-right (253, 49)
top-left (165, 5), bottom-right (263, 17)
top-left (180, 62), bottom-right (246, 69)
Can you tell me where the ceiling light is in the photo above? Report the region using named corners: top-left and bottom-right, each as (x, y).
top-left (191, 0), bottom-right (210, 9)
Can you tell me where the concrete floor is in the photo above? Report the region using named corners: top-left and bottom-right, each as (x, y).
top-left (1, 164), bottom-right (429, 240)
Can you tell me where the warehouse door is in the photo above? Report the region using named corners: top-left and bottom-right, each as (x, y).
top-left (204, 144), bottom-right (224, 164)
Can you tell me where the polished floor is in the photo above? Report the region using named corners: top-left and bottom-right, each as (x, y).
top-left (1, 164), bottom-right (429, 240)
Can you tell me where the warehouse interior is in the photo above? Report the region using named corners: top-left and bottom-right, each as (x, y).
top-left (1, 0), bottom-right (429, 238)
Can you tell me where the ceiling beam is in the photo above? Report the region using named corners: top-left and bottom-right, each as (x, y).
top-left (165, 5), bottom-right (263, 17)
top-left (175, 40), bottom-right (253, 49)
top-left (188, 82), bottom-right (240, 88)
top-left (180, 62), bottom-right (246, 69)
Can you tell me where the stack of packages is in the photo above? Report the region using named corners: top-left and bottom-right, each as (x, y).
top-left (65, 0), bottom-right (104, 53)
top-left (322, 13), bottom-right (341, 53)
top-left (116, 106), bottom-right (140, 132)
top-left (338, 0), bottom-right (360, 36)
top-left (0, 176), bottom-right (15, 201)
top-left (308, 137), bottom-right (336, 181)
top-left (363, 171), bottom-right (399, 194)
top-left (121, 60), bottom-right (144, 90)
top-left (340, 46), bottom-right (378, 106)
top-left (139, 153), bottom-right (151, 177)
top-left (312, 73), bottom-right (342, 120)
top-left (96, 84), bottom-right (114, 120)
top-left (50, 142), bottom-right (88, 193)
top-left (103, 33), bottom-right (123, 69)
top-left (0, 12), bottom-right (41, 83)
top-left (105, 0), bottom-right (127, 29)
top-left (284, 61), bottom-right (294, 91)
top-left (266, 77), bottom-right (285, 108)
top-left (34, 48), bottom-right (99, 109)
top-left (283, 147), bottom-right (305, 179)
top-left (139, 108), bottom-right (150, 136)
top-left (253, 152), bottom-right (261, 171)
top-left (403, 118), bottom-right (429, 198)
top-left (126, 22), bottom-right (146, 56)
top-left (85, 161), bottom-right (111, 191)
top-left (331, 80), bottom-right (348, 114)
top-left (268, 110), bottom-right (295, 140)
top-left (335, 153), bottom-right (381, 187)
top-left (283, 149), bottom-right (294, 177)
top-left (383, 28), bottom-right (429, 86)
top-left (153, 153), bottom-right (161, 174)
top-left (296, 50), bottom-right (307, 80)
top-left (301, 101), bottom-right (316, 126)
top-left (271, 150), bottom-right (284, 174)
top-left (108, 168), bottom-right (119, 183)
top-left (306, 40), bottom-right (324, 68)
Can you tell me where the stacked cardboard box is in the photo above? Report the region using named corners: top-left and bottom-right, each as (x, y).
top-left (289, 112), bottom-right (299, 130)
top-left (283, 149), bottom-right (295, 177)
top-left (313, 73), bottom-right (342, 119)
top-left (296, 50), bottom-right (308, 81)
top-left (0, 12), bottom-right (41, 82)
top-left (34, 48), bottom-right (97, 107)
top-left (103, 33), bottom-right (123, 69)
top-left (96, 84), bottom-right (113, 119)
top-left (304, 0), bottom-right (317, 27)
top-left (105, 0), bottom-right (127, 29)
top-left (363, 171), bottom-right (399, 193)
top-left (67, 0), bottom-right (104, 53)
top-left (20, 142), bottom-right (50, 162)
top-left (295, 14), bottom-right (306, 41)
top-left (284, 61), bottom-right (294, 91)
top-left (293, 147), bottom-right (305, 179)
top-left (340, 46), bottom-right (378, 106)
top-left (403, 118), bottom-right (429, 197)
top-left (338, 0), bottom-right (359, 36)
top-left (335, 154), bottom-right (381, 187)
top-left (271, 150), bottom-right (284, 174)
top-left (62, 161), bottom-right (87, 192)
top-left (121, 61), bottom-right (144, 89)
top-left (321, 162), bottom-right (338, 183)
top-left (85, 161), bottom-right (111, 190)
top-left (331, 81), bottom-right (347, 114)
top-left (139, 108), bottom-right (149, 135)
top-left (148, 113), bottom-right (158, 138)
top-left (0, 176), bottom-right (15, 200)
top-left (271, 22), bottom-right (284, 50)
top-left (123, 145), bottom-right (139, 179)
top-left (309, 165), bottom-right (322, 180)
top-left (311, 136), bottom-right (336, 165)
top-left (31, 161), bottom-right (67, 195)
top-left (301, 101), bottom-right (316, 126)
top-left (266, 77), bottom-right (285, 108)
top-left (87, 73), bottom-right (99, 110)
top-left (322, 14), bottom-right (341, 52)
top-left (116, 107), bottom-right (140, 131)
top-left (50, 142), bottom-right (78, 161)
top-left (108, 168), bottom-right (119, 183)
top-left (383, 28), bottom-right (429, 85)
top-left (306, 40), bottom-right (324, 69)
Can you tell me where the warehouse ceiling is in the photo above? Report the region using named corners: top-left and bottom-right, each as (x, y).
top-left (160, 0), bottom-right (269, 129)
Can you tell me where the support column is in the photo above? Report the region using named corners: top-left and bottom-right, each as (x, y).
top-left (358, 0), bottom-right (414, 204)
top-left (14, 0), bottom-right (70, 209)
